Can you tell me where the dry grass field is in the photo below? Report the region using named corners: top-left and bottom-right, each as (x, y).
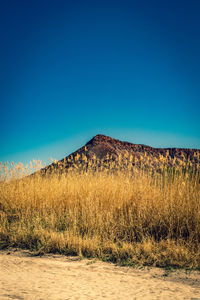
top-left (0, 153), bottom-right (200, 269)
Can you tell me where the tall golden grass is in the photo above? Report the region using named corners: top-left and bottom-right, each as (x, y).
top-left (0, 154), bottom-right (200, 268)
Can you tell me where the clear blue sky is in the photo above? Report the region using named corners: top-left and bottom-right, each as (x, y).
top-left (1, 0), bottom-right (200, 165)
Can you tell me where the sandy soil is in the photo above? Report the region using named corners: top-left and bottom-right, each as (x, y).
top-left (0, 250), bottom-right (200, 300)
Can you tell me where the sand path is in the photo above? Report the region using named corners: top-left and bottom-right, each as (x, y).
top-left (0, 250), bottom-right (200, 300)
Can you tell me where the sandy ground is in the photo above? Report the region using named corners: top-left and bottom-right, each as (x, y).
top-left (0, 250), bottom-right (200, 300)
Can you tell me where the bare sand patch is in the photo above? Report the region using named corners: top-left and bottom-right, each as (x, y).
top-left (0, 250), bottom-right (200, 300)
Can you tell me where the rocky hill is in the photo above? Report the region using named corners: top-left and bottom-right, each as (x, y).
top-left (39, 134), bottom-right (200, 175)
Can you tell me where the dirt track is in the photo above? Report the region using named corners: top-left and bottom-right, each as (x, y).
top-left (0, 250), bottom-right (200, 300)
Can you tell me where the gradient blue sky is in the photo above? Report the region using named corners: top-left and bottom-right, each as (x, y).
top-left (1, 0), bottom-right (200, 165)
